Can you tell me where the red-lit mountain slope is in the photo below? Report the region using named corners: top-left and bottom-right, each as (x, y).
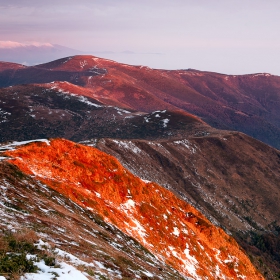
top-left (0, 151), bottom-right (184, 280)
top-left (3, 139), bottom-right (263, 279)
top-left (0, 61), bottom-right (27, 71)
top-left (1, 55), bottom-right (280, 149)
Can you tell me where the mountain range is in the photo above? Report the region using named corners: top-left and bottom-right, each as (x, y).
top-left (0, 55), bottom-right (280, 149)
top-left (0, 55), bottom-right (279, 279)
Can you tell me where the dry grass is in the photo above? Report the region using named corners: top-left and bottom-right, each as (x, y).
top-left (0, 235), bottom-right (9, 255)
top-left (12, 229), bottom-right (38, 245)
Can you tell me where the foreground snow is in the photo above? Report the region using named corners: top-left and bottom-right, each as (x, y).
top-left (21, 257), bottom-right (89, 280)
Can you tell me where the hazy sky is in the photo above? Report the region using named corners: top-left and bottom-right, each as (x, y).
top-left (1, 0), bottom-right (280, 74)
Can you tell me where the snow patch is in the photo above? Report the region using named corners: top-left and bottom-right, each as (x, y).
top-left (22, 256), bottom-right (88, 280)
top-left (168, 246), bottom-right (180, 259)
top-left (123, 199), bottom-right (135, 209)
top-left (183, 244), bottom-right (199, 278)
top-left (77, 95), bottom-right (102, 108)
top-left (173, 227), bottom-right (180, 236)
top-left (112, 140), bottom-right (142, 154)
top-left (112, 107), bottom-right (131, 114)
top-left (62, 57), bottom-right (73, 64)
top-left (95, 192), bottom-right (101, 198)
top-left (173, 139), bottom-right (196, 154)
top-left (0, 139), bottom-right (50, 151)
top-left (0, 108), bottom-right (11, 123)
top-left (80, 60), bottom-right (88, 68)
top-left (51, 84), bottom-right (103, 108)
top-left (124, 217), bottom-right (147, 244)
top-left (162, 118), bottom-right (169, 128)
top-left (119, 201), bottom-right (148, 245)
top-left (252, 73), bottom-right (271, 77)
top-left (141, 179), bottom-right (151, 184)
top-left (0, 156), bottom-right (8, 161)
top-left (142, 271), bottom-right (154, 277)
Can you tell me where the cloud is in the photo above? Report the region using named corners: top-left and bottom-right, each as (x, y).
top-left (0, 41), bottom-right (53, 49)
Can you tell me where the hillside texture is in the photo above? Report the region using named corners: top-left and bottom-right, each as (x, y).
top-left (0, 144), bottom-right (186, 280)
top-left (95, 132), bottom-right (280, 279)
top-left (1, 55), bottom-right (280, 149)
top-left (3, 139), bottom-right (264, 279)
top-left (0, 83), bottom-right (208, 143)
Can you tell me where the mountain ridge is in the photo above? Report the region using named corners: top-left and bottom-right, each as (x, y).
top-left (1, 55), bottom-right (280, 149)
top-left (0, 55), bottom-right (280, 279)
top-left (93, 131), bottom-right (280, 278)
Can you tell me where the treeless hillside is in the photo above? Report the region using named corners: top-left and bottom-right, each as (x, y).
top-left (1, 55), bottom-right (280, 148)
top-left (0, 155), bottom-right (184, 280)
top-left (0, 83), bottom-right (209, 143)
top-left (4, 139), bottom-right (263, 279)
top-left (94, 132), bottom-right (280, 279)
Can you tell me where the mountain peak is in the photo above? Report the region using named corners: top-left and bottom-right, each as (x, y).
top-left (35, 55), bottom-right (121, 71)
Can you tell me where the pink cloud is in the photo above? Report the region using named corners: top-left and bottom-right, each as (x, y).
top-left (0, 41), bottom-right (53, 49)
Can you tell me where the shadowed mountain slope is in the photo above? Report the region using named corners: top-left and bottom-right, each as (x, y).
top-left (2, 139), bottom-right (263, 279)
top-left (91, 132), bottom-right (280, 279)
top-left (1, 55), bottom-right (280, 148)
top-left (0, 83), bottom-right (209, 143)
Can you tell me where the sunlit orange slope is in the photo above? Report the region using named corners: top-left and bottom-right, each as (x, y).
top-left (5, 139), bottom-right (263, 279)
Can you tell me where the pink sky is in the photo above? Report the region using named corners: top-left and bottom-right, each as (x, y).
top-left (0, 0), bottom-right (280, 75)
